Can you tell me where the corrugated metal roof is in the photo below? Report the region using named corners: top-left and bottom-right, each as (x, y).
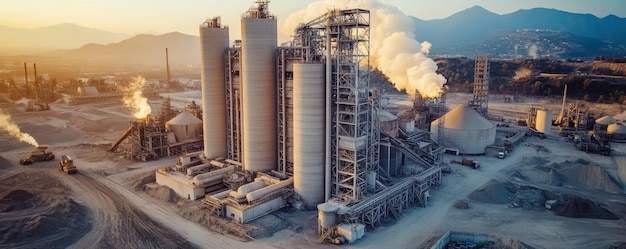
top-left (434, 104), bottom-right (495, 130)
top-left (167, 111), bottom-right (202, 125)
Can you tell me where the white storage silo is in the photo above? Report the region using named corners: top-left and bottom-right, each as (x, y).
top-left (199, 17), bottom-right (229, 159)
top-left (595, 116), bottom-right (616, 132)
top-left (293, 63), bottom-right (325, 209)
top-left (378, 109), bottom-right (399, 137)
top-left (166, 112), bottom-right (203, 142)
top-left (608, 123), bottom-right (626, 141)
top-left (241, 2), bottom-right (277, 173)
top-left (535, 108), bottom-right (552, 134)
top-left (430, 104), bottom-right (496, 154)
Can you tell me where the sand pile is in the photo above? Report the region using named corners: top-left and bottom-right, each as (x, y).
top-left (513, 159), bottom-right (623, 194)
top-left (557, 164), bottom-right (622, 193)
top-left (145, 184), bottom-right (180, 203)
top-left (468, 180), bottom-right (514, 204)
top-left (0, 173), bottom-right (91, 248)
top-left (553, 196), bottom-right (619, 220)
top-left (132, 172), bottom-right (156, 191)
top-left (0, 189), bottom-right (41, 212)
top-left (510, 186), bottom-right (545, 210)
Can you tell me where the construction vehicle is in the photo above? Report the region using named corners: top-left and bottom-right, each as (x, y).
top-left (19, 145), bottom-right (55, 165)
top-left (450, 157), bottom-right (480, 169)
top-left (25, 100), bottom-right (50, 112)
top-left (58, 155), bottom-right (77, 174)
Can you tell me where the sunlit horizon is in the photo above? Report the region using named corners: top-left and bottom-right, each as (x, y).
top-left (1, 0), bottom-right (624, 38)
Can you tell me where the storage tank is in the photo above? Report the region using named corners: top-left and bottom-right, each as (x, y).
top-left (199, 17), bottom-right (229, 159)
top-left (241, 1), bottom-right (278, 173)
top-left (165, 112), bottom-right (203, 142)
top-left (430, 104), bottom-right (496, 154)
top-left (608, 123), bottom-right (626, 141)
top-left (246, 177), bottom-right (293, 202)
top-left (317, 202), bottom-right (338, 229)
top-left (378, 109), bottom-right (399, 137)
top-left (293, 63), bottom-right (325, 209)
top-left (596, 116), bottom-right (616, 132)
top-left (535, 108), bottom-right (552, 134)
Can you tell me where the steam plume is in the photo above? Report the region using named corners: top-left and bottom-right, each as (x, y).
top-left (0, 108), bottom-right (39, 146)
top-left (528, 44), bottom-right (538, 59)
top-left (284, 0), bottom-right (447, 98)
top-left (121, 76), bottom-right (152, 119)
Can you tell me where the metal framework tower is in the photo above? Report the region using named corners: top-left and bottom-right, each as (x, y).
top-left (293, 9), bottom-right (373, 203)
top-left (471, 55), bottom-right (489, 116)
top-left (225, 41), bottom-right (243, 163)
top-left (327, 10), bottom-right (372, 203)
top-left (277, 47), bottom-right (306, 174)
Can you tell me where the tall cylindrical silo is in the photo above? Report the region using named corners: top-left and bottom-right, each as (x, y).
top-left (241, 4), bottom-right (277, 173)
top-left (535, 108), bottom-right (552, 134)
top-left (293, 63), bottom-right (325, 209)
top-left (199, 17), bottom-right (229, 159)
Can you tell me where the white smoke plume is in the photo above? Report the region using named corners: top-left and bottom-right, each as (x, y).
top-left (283, 0), bottom-right (447, 98)
top-left (528, 44), bottom-right (538, 59)
top-left (0, 108), bottom-right (39, 146)
top-left (121, 76), bottom-right (152, 119)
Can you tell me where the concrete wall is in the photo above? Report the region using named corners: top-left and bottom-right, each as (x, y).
top-left (155, 171), bottom-right (205, 200)
top-left (225, 197), bottom-right (286, 223)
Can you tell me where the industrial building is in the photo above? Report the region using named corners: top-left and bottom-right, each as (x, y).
top-left (155, 1), bottom-right (446, 243)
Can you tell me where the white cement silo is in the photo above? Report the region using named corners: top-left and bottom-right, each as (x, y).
top-left (293, 63), bottom-right (325, 209)
top-left (199, 17), bottom-right (229, 159)
top-left (241, 2), bottom-right (277, 173)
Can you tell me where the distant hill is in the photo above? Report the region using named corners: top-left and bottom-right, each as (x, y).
top-left (0, 23), bottom-right (131, 55)
top-left (46, 32), bottom-right (200, 67)
top-left (413, 6), bottom-right (626, 58)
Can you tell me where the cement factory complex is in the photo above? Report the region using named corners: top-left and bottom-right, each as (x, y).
top-left (1, 1), bottom-right (626, 249)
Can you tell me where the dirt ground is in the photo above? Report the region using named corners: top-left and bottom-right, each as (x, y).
top-left (1, 93), bottom-right (625, 249)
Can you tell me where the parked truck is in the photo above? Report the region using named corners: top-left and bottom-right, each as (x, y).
top-left (450, 157), bottom-right (480, 169)
top-left (19, 145), bottom-right (55, 165)
top-left (58, 155), bottom-right (77, 174)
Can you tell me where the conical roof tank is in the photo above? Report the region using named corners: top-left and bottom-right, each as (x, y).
top-left (430, 104), bottom-right (496, 154)
top-left (240, 1), bottom-right (277, 173)
top-left (200, 17), bottom-right (229, 159)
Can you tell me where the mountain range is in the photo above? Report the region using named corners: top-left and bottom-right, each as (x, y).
top-left (1, 6), bottom-right (626, 62)
top-left (414, 6), bottom-right (626, 58)
top-left (0, 23), bottom-right (131, 55)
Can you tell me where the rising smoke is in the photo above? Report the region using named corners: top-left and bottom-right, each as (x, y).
top-left (121, 76), bottom-right (152, 119)
top-left (283, 0), bottom-right (447, 98)
top-left (528, 44), bottom-right (539, 59)
top-left (0, 108), bottom-right (39, 146)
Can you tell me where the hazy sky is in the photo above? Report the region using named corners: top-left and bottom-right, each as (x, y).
top-left (1, 0), bottom-right (624, 39)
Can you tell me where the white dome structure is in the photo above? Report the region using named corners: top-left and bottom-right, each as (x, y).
top-left (608, 123), bottom-right (626, 142)
top-left (430, 104), bottom-right (496, 154)
top-left (596, 116), bottom-right (617, 125)
top-left (166, 111), bottom-right (203, 142)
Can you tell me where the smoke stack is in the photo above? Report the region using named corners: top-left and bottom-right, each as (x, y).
top-left (33, 63), bottom-right (39, 100)
top-left (23, 62), bottom-right (29, 98)
top-left (165, 48), bottom-right (171, 89)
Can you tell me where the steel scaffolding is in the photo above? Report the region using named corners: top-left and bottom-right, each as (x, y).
top-left (293, 9), bottom-right (373, 203)
top-left (277, 47), bottom-right (306, 174)
top-left (226, 41), bottom-right (243, 163)
top-left (470, 55), bottom-right (489, 116)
